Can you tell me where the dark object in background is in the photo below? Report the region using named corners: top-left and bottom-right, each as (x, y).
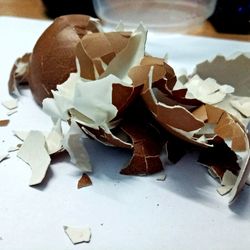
top-left (209, 0), bottom-right (250, 34)
top-left (42, 0), bottom-right (97, 19)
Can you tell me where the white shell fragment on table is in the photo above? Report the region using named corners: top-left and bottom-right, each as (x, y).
top-left (156, 173), bottom-right (167, 181)
top-left (17, 131), bottom-right (51, 186)
top-left (63, 226), bottom-right (91, 244)
top-left (230, 99), bottom-right (250, 118)
top-left (1, 98), bottom-right (18, 110)
top-left (184, 75), bottom-right (234, 105)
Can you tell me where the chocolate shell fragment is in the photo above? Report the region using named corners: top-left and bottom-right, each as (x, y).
top-left (8, 15), bottom-right (102, 105)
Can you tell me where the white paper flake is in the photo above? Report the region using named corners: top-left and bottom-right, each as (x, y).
top-left (63, 226), bottom-right (91, 244)
top-left (17, 131), bottom-right (51, 186)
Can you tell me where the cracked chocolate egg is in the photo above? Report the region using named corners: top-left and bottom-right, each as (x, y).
top-left (9, 14), bottom-right (102, 105)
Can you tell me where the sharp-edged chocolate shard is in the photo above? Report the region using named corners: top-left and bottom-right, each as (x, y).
top-left (130, 58), bottom-right (205, 143)
top-left (120, 123), bottom-right (165, 175)
top-left (76, 31), bottom-right (131, 80)
top-left (198, 136), bottom-right (240, 176)
top-left (120, 101), bottom-right (166, 175)
top-left (0, 119), bottom-right (9, 127)
top-left (77, 173), bottom-right (92, 189)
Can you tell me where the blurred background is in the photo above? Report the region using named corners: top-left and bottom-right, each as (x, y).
top-left (0, 0), bottom-right (249, 38)
top-left (36, 0), bottom-right (250, 34)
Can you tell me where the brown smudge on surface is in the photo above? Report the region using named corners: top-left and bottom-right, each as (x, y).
top-left (76, 40), bottom-right (95, 80)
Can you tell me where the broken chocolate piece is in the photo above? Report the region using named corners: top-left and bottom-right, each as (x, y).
top-left (77, 173), bottom-right (92, 188)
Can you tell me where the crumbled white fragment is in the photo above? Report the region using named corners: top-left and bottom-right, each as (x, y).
top-left (17, 131), bottom-right (51, 186)
top-left (2, 99), bottom-right (18, 110)
top-left (231, 99), bottom-right (250, 118)
top-left (46, 120), bottom-right (64, 155)
top-left (156, 173), bottom-right (167, 181)
top-left (185, 75), bottom-right (234, 104)
top-left (62, 120), bottom-right (92, 172)
top-left (63, 226), bottom-right (91, 244)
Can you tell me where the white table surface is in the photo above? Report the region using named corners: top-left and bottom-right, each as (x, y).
top-left (0, 17), bottom-right (250, 250)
